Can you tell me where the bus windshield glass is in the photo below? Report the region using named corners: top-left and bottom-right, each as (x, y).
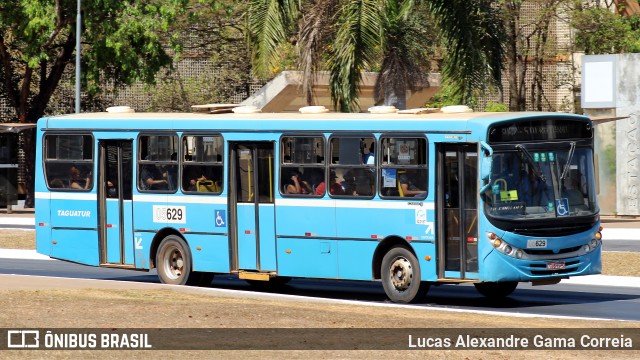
top-left (484, 144), bottom-right (597, 220)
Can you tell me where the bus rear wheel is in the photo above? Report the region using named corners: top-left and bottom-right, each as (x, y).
top-left (474, 281), bottom-right (518, 299)
top-left (156, 235), bottom-right (194, 285)
top-left (381, 246), bottom-right (429, 303)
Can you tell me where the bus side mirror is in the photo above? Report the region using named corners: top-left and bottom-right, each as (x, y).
top-left (481, 157), bottom-right (492, 181)
top-left (479, 141), bottom-right (493, 194)
top-left (480, 141), bottom-right (493, 181)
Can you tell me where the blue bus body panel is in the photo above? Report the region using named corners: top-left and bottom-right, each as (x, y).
top-left (132, 195), bottom-right (167, 231)
top-left (50, 229), bottom-right (99, 265)
top-left (185, 234), bottom-right (230, 272)
top-left (133, 231), bottom-right (155, 269)
top-left (277, 238), bottom-right (338, 278)
top-left (336, 240), bottom-right (377, 280)
top-left (34, 197), bottom-right (51, 256)
top-left (275, 199), bottom-right (335, 239)
top-left (48, 195), bottom-right (98, 265)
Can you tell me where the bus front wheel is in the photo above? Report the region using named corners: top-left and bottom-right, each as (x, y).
top-left (474, 281), bottom-right (518, 299)
top-left (381, 246), bottom-right (429, 303)
top-left (156, 235), bottom-right (194, 286)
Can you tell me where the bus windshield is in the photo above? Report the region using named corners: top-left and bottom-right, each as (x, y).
top-left (484, 144), bottom-right (597, 220)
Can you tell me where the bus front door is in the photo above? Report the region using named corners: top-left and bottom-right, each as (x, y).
top-left (98, 140), bottom-right (134, 266)
top-left (229, 142), bottom-right (276, 273)
top-left (437, 143), bottom-right (479, 280)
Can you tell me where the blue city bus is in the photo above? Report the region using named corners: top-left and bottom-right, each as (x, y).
top-left (34, 106), bottom-right (602, 303)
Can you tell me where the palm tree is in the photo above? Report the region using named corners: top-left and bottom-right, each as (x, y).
top-left (248, 0), bottom-right (504, 112)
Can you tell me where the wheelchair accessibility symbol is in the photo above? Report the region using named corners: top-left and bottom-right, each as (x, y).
top-left (215, 210), bottom-right (226, 227)
top-left (555, 198), bottom-right (569, 217)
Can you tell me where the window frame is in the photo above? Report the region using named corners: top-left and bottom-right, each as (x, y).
top-left (180, 132), bottom-right (224, 195)
top-left (378, 133), bottom-right (429, 200)
top-left (327, 133), bottom-right (376, 199)
top-left (137, 132), bottom-right (179, 194)
top-left (279, 134), bottom-right (326, 198)
top-left (43, 133), bottom-right (95, 192)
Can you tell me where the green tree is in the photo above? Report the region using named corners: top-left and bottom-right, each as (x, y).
top-left (0, 0), bottom-right (188, 206)
top-left (248, 0), bottom-right (504, 112)
top-left (571, 1), bottom-right (640, 54)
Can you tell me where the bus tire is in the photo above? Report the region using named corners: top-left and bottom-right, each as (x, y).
top-left (474, 281), bottom-right (518, 299)
top-left (381, 246), bottom-right (429, 303)
top-left (156, 235), bottom-right (193, 285)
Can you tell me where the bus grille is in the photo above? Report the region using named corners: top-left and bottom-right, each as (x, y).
top-left (512, 225), bottom-right (592, 237)
top-left (523, 245), bottom-right (582, 256)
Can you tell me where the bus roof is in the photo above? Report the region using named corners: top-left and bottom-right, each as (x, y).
top-left (39, 111), bottom-right (589, 133)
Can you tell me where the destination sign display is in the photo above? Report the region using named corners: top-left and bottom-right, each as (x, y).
top-left (488, 118), bottom-right (592, 143)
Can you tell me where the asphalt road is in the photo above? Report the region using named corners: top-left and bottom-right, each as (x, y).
top-left (2, 257), bottom-right (640, 322)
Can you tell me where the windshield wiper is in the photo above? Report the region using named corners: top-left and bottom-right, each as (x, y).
top-left (516, 144), bottom-right (546, 181)
top-left (560, 141), bottom-right (576, 181)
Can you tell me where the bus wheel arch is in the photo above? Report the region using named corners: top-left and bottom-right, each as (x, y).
top-left (372, 236), bottom-right (412, 280)
top-left (149, 227), bottom-right (183, 270)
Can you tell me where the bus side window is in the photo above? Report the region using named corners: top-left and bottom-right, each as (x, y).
top-left (181, 135), bottom-right (223, 194)
top-left (138, 134), bottom-right (178, 193)
top-left (280, 135), bottom-right (325, 196)
top-left (44, 134), bottom-right (94, 191)
top-left (380, 136), bottom-right (427, 199)
top-left (329, 136), bottom-right (375, 197)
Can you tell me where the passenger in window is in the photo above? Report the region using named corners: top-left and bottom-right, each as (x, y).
top-left (363, 143), bottom-right (375, 165)
top-left (316, 171), bottom-right (345, 195)
top-left (140, 165), bottom-right (169, 190)
top-left (50, 178), bottom-right (65, 189)
top-left (399, 170), bottom-right (426, 197)
top-left (355, 169), bottom-right (375, 195)
top-left (304, 168), bottom-right (324, 191)
top-left (340, 169), bottom-right (358, 195)
top-left (69, 165), bottom-right (91, 190)
top-left (284, 170), bottom-right (312, 195)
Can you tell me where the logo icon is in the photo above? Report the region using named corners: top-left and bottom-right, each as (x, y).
top-left (215, 210), bottom-right (226, 227)
top-left (7, 330), bottom-right (40, 348)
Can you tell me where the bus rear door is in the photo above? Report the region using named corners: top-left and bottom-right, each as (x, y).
top-left (98, 140), bottom-right (135, 266)
top-left (229, 142), bottom-right (276, 276)
top-left (437, 143), bottom-right (479, 280)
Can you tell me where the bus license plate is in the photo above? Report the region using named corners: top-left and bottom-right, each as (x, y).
top-left (546, 261), bottom-right (565, 270)
top-left (527, 239), bottom-right (547, 248)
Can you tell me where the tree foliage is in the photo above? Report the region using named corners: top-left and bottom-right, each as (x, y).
top-left (0, 0), bottom-right (188, 123)
top-left (0, 0), bottom-right (189, 207)
top-left (248, 0), bottom-right (504, 112)
top-left (571, 2), bottom-right (640, 54)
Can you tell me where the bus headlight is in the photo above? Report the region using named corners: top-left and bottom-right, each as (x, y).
top-left (487, 235), bottom-right (526, 260)
top-left (582, 244), bottom-right (591, 253)
top-left (589, 239), bottom-right (598, 249)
